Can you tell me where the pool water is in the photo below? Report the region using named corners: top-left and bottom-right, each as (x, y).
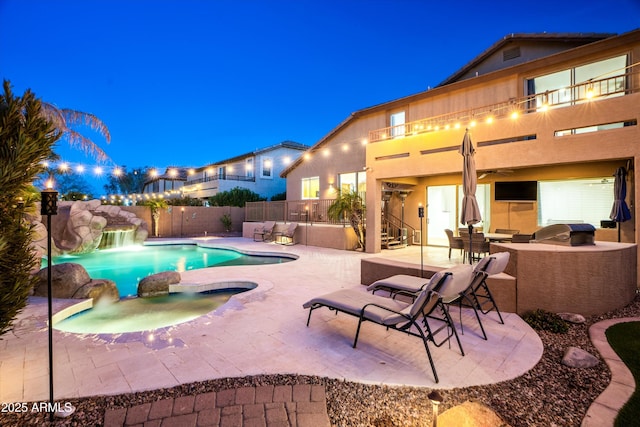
top-left (54, 289), bottom-right (243, 333)
top-left (51, 244), bottom-right (291, 297)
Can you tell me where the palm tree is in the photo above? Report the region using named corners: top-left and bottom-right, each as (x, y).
top-left (327, 189), bottom-right (366, 250)
top-left (143, 199), bottom-right (169, 237)
top-left (41, 101), bottom-right (111, 161)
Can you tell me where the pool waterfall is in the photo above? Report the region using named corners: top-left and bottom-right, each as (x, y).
top-left (99, 226), bottom-right (136, 249)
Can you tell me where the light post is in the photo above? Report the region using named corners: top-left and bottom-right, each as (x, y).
top-left (418, 204), bottom-right (424, 278)
top-left (180, 207), bottom-right (185, 237)
top-left (428, 390), bottom-right (443, 427)
top-left (41, 184), bottom-right (58, 422)
top-left (305, 205), bottom-right (309, 245)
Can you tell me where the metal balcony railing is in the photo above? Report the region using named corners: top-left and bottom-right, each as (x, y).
top-left (186, 174), bottom-right (255, 185)
top-left (369, 70), bottom-right (640, 143)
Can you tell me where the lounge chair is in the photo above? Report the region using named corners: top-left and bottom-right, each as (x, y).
top-left (469, 251), bottom-right (510, 324)
top-left (274, 222), bottom-right (298, 245)
top-left (303, 271), bottom-right (464, 383)
top-left (253, 221), bottom-right (276, 242)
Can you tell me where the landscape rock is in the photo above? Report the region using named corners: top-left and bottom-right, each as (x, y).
top-left (138, 271), bottom-right (181, 297)
top-left (557, 312), bottom-right (586, 324)
top-left (73, 279), bottom-right (120, 303)
top-left (438, 400), bottom-right (511, 427)
top-left (34, 263), bottom-right (91, 298)
top-left (562, 346), bottom-right (599, 368)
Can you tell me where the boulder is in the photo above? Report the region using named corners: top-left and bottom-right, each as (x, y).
top-left (73, 279), bottom-right (120, 303)
top-left (557, 312), bottom-right (586, 324)
top-left (34, 263), bottom-right (91, 298)
top-left (562, 346), bottom-right (599, 368)
top-left (138, 271), bottom-right (181, 297)
top-left (438, 400), bottom-right (510, 427)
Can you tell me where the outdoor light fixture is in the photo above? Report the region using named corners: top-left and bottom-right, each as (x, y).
top-left (41, 184), bottom-right (58, 421)
top-left (418, 203), bottom-right (424, 277)
top-left (428, 390), bottom-right (444, 427)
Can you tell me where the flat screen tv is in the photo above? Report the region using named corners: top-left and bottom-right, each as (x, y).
top-left (495, 181), bottom-right (538, 202)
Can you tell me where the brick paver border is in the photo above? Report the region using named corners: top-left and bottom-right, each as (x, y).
top-left (103, 384), bottom-right (330, 427)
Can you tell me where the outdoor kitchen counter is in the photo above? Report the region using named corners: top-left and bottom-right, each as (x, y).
top-left (491, 241), bottom-right (637, 315)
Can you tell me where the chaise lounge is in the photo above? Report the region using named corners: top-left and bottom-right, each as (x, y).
top-left (302, 271), bottom-right (465, 383)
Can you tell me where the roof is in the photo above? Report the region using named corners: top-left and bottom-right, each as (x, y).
top-left (439, 32), bottom-right (615, 86)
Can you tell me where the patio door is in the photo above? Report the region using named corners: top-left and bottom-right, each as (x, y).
top-left (427, 185), bottom-right (457, 246)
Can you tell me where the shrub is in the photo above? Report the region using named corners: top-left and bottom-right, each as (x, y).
top-left (220, 213), bottom-right (232, 232)
top-left (522, 309), bottom-right (569, 333)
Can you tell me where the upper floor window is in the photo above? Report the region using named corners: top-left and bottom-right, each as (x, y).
top-left (261, 157), bottom-right (273, 179)
top-left (218, 166), bottom-right (226, 180)
top-left (246, 158), bottom-right (254, 178)
top-left (390, 111), bottom-right (405, 138)
top-left (302, 177), bottom-right (319, 199)
top-left (526, 55), bottom-right (628, 111)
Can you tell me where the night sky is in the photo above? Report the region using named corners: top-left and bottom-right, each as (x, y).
top-left (1, 0), bottom-right (639, 193)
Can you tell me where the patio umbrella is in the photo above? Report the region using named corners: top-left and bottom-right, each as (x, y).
top-left (610, 166), bottom-right (631, 242)
top-left (459, 129), bottom-right (482, 264)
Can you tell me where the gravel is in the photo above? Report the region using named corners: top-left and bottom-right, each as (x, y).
top-left (3, 295), bottom-right (638, 427)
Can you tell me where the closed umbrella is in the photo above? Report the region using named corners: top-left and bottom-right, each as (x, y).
top-left (459, 129), bottom-right (482, 264)
top-left (610, 166), bottom-right (631, 242)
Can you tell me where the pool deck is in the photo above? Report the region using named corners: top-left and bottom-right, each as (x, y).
top-left (0, 238), bottom-right (628, 424)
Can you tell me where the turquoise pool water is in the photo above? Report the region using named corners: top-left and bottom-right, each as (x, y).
top-left (51, 244), bottom-right (292, 297)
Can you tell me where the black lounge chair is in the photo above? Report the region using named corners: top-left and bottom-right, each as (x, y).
top-left (302, 271), bottom-right (464, 383)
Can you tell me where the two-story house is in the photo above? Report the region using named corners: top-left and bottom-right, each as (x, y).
top-left (281, 29), bottom-right (639, 263)
top-left (181, 140), bottom-right (308, 201)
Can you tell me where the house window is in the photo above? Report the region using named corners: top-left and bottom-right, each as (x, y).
top-left (261, 157), bottom-right (273, 179)
top-left (246, 158), bottom-right (254, 178)
top-left (538, 178), bottom-right (613, 228)
top-left (526, 55), bottom-right (627, 111)
top-left (302, 177), bottom-right (319, 199)
top-left (390, 111), bottom-right (405, 138)
top-left (339, 171), bottom-right (366, 195)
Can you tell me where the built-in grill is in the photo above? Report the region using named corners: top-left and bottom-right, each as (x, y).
top-left (532, 223), bottom-right (596, 246)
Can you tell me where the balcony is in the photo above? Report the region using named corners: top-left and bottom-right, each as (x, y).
top-left (369, 70), bottom-right (640, 143)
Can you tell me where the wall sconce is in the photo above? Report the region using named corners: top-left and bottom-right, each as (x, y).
top-left (428, 390), bottom-right (443, 427)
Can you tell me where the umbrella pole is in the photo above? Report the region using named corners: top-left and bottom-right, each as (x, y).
top-left (468, 224), bottom-right (473, 264)
top-left (618, 223), bottom-right (621, 242)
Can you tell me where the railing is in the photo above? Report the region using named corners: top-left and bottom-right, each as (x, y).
top-left (186, 174), bottom-right (255, 185)
top-left (369, 70), bottom-right (640, 143)
top-left (382, 212), bottom-right (416, 247)
top-left (246, 199), bottom-right (354, 225)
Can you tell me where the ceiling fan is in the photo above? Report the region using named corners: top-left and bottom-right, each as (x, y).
top-left (478, 169), bottom-right (514, 180)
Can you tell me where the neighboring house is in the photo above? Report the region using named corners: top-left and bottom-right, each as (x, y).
top-left (181, 141), bottom-right (308, 201)
top-left (141, 167), bottom-right (189, 197)
top-left (282, 29), bottom-right (639, 259)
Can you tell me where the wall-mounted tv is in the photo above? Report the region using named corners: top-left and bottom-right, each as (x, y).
top-left (494, 181), bottom-right (538, 202)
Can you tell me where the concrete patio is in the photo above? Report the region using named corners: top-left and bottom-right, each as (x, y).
top-left (0, 238), bottom-right (543, 405)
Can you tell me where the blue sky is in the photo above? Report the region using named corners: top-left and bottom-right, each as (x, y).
top-left (1, 0), bottom-right (639, 194)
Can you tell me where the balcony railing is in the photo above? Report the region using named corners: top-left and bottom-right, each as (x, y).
top-left (369, 70), bottom-right (640, 143)
top-left (185, 174), bottom-right (255, 186)
top-left (246, 199), bottom-right (358, 225)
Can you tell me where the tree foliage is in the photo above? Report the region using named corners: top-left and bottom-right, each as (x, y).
top-left (103, 166), bottom-right (149, 195)
top-left (208, 187), bottom-right (265, 207)
top-left (327, 190), bottom-right (366, 250)
top-left (0, 81), bottom-right (61, 336)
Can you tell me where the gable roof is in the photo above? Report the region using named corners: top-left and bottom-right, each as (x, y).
top-left (439, 32), bottom-right (615, 86)
top-left (196, 140), bottom-right (309, 173)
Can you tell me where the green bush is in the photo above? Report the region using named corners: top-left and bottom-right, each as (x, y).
top-left (522, 309), bottom-right (569, 333)
top-left (0, 81), bottom-right (60, 337)
top-left (220, 213), bottom-right (232, 232)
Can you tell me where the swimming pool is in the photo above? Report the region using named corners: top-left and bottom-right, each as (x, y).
top-left (51, 243), bottom-right (294, 297)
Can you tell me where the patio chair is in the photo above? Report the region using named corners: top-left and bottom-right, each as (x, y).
top-left (274, 222), bottom-right (298, 245)
top-left (469, 251), bottom-right (510, 324)
top-left (253, 221), bottom-right (276, 242)
top-left (445, 229), bottom-right (464, 259)
top-left (462, 232), bottom-right (490, 262)
top-left (303, 271), bottom-right (464, 383)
